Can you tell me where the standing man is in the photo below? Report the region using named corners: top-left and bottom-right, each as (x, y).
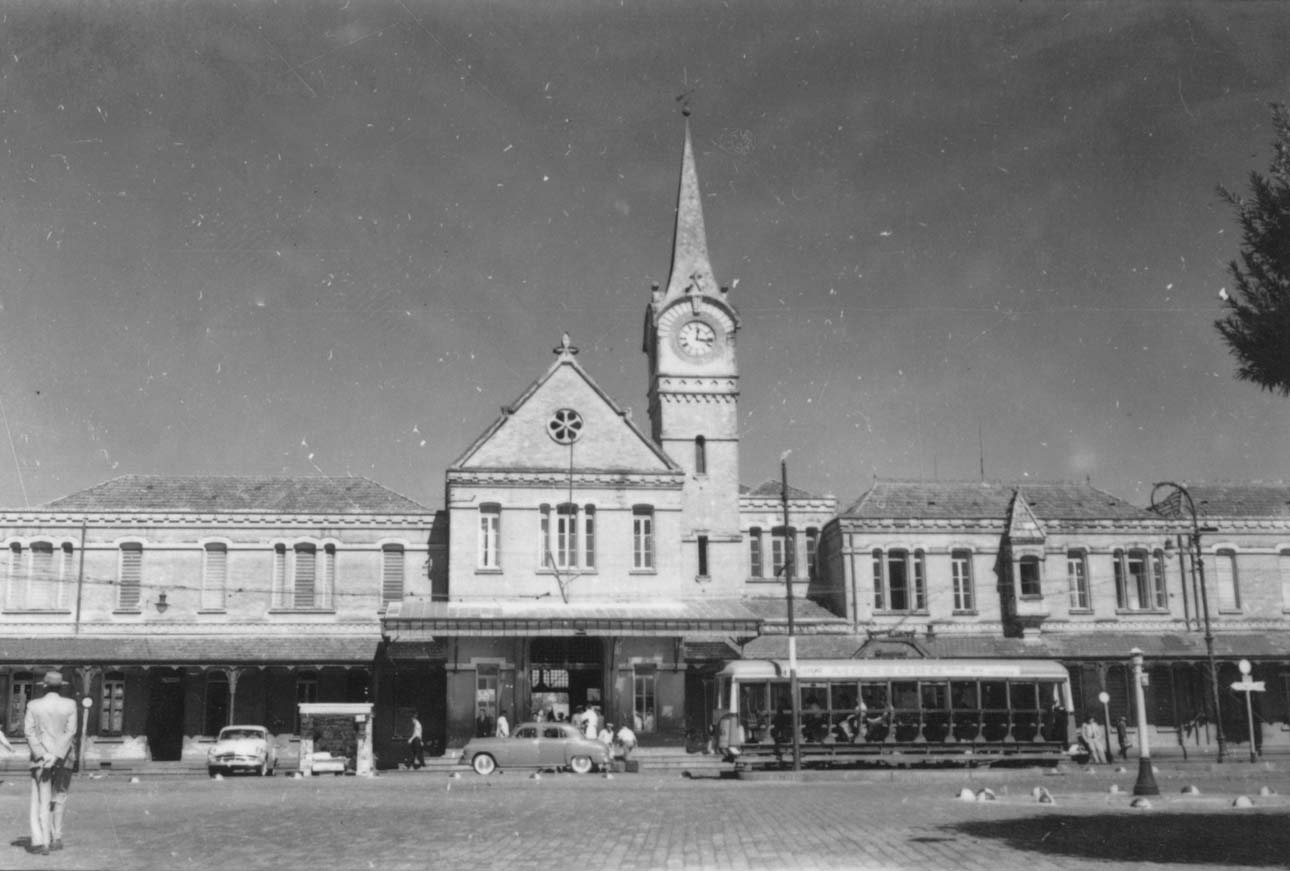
top-left (495, 709), bottom-right (510, 738)
top-left (24, 671), bottom-right (78, 855)
top-left (406, 713), bottom-right (425, 770)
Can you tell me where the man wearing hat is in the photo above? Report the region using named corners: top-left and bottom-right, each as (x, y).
top-left (24, 671), bottom-right (78, 855)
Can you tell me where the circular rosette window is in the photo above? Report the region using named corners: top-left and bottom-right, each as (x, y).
top-left (547, 408), bottom-right (584, 444)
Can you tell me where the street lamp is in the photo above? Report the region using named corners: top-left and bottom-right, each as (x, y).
top-left (1150, 482), bottom-right (1225, 763)
top-left (1130, 648), bottom-right (1159, 796)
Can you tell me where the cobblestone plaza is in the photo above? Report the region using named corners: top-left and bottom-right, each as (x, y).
top-left (1, 764), bottom-right (1287, 871)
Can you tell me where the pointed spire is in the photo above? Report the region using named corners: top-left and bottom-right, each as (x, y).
top-left (662, 119), bottom-right (718, 301)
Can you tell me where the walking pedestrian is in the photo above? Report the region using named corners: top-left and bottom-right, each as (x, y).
top-left (1114, 716), bottom-right (1130, 760)
top-left (495, 709), bottom-right (510, 738)
top-left (24, 671), bottom-right (78, 855)
top-left (406, 714), bottom-right (425, 769)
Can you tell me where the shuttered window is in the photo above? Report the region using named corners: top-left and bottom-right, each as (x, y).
top-left (118, 544), bottom-right (142, 610)
top-left (382, 545), bottom-right (404, 606)
top-left (202, 544), bottom-right (227, 610)
top-left (294, 544), bottom-right (316, 608)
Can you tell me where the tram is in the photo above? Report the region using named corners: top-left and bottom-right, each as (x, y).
top-left (712, 658), bottom-right (1077, 768)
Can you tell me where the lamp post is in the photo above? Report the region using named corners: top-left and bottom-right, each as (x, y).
top-left (781, 454), bottom-right (801, 773)
top-left (1130, 648), bottom-right (1159, 796)
top-left (1150, 482), bottom-right (1225, 763)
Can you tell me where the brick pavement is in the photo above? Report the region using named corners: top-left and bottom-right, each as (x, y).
top-left (0, 764), bottom-right (1287, 871)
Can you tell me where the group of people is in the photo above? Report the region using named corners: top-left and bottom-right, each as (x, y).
top-left (1079, 715), bottom-right (1131, 764)
top-left (0, 671), bottom-right (80, 855)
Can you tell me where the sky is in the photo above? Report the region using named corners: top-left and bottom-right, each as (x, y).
top-left (1, 0), bottom-right (1288, 512)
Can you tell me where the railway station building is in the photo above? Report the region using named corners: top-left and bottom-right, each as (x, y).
top-left (1, 119), bottom-right (1287, 764)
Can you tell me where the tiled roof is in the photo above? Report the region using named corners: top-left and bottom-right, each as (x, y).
top-left (1171, 484), bottom-right (1290, 519)
top-left (385, 598), bottom-right (762, 638)
top-left (35, 475), bottom-right (433, 514)
top-left (741, 597), bottom-right (849, 624)
top-left (0, 635), bottom-right (378, 664)
top-left (740, 480), bottom-right (820, 499)
top-left (841, 480), bottom-right (1152, 522)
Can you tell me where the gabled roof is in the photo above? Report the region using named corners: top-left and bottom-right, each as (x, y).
top-left (841, 480), bottom-right (1153, 522)
top-left (35, 475), bottom-right (431, 515)
top-left (1173, 483), bottom-right (1290, 519)
top-left (450, 343), bottom-right (679, 474)
top-left (1006, 491), bottom-right (1046, 543)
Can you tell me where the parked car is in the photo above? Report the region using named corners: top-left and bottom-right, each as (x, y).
top-left (207, 725), bottom-right (277, 777)
top-left (460, 722), bottom-right (610, 776)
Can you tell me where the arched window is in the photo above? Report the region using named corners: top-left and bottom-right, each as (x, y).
top-left (633, 506), bottom-right (655, 570)
top-left (748, 527), bottom-right (764, 578)
top-left (1113, 548), bottom-right (1166, 610)
top-left (1215, 548), bottom-right (1240, 611)
top-left (694, 436), bottom-right (707, 475)
top-left (478, 504), bottom-right (501, 569)
top-left (202, 543), bottom-right (228, 611)
top-left (872, 549), bottom-right (927, 612)
top-left (951, 549), bottom-right (974, 612)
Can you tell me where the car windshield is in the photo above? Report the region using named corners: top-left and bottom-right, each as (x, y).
top-left (219, 729), bottom-right (264, 740)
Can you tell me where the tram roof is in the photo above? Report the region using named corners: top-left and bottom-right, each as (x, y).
top-left (717, 658), bottom-right (1071, 681)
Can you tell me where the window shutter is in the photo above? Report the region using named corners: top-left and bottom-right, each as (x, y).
top-left (202, 545), bottom-right (227, 610)
top-left (294, 545), bottom-right (316, 608)
top-left (119, 545), bottom-right (142, 609)
top-left (382, 546), bottom-right (404, 605)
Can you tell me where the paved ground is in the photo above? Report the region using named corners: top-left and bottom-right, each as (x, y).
top-left (0, 762), bottom-right (1287, 871)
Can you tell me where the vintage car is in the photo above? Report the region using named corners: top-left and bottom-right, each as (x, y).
top-left (459, 722), bottom-right (610, 776)
top-left (207, 725), bottom-right (278, 777)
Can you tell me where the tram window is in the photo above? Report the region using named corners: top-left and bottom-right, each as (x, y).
top-left (891, 682), bottom-right (918, 710)
top-left (921, 682), bottom-right (949, 710)
top-left (951, 681), bottom-right (978, 709)
top-left (739, 682), bottom-right (768, 719)
top-left (1010, 682), bottom-right (1038, 710)
top-left (860, 681), bottom-right (889, 710)
top-left (800, 684), bottom-right (828, 711)
top-left (1037, 681), bottom-right (1061, 710)
top-left (831, 682), bottom-right (858, 712)
top-left (981, 681), bottom-right (1008, 709)
top-left (769, 681), bottom-right (792, 715)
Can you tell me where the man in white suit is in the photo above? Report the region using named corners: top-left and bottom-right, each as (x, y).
top-left (24, 671), bottom-right (78, 855)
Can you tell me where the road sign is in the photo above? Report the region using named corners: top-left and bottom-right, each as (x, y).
top-left (1231, 680), bottom-right (1265, 692)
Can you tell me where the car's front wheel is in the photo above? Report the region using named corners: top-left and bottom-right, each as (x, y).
top-left (472, 753), bottom-right (497, 776)
top-left (208, 767), bottom-right (221, 778)
top-left (568, 755), bottom-right (594, 775)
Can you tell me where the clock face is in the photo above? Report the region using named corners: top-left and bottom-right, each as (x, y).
top-left (677, 320), bottom-right (717, 357)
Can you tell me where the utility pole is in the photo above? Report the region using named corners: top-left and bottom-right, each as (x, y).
top-left (781, 455), bottom-right (801, 772)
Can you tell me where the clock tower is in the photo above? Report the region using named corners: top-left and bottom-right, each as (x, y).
top-left (643, 117), bottom-right (742, 590)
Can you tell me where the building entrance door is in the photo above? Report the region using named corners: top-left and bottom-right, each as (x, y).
top-left (146, 668), bottom-right (186, 761)
top-left (528, 637), bottom-right (604, 723)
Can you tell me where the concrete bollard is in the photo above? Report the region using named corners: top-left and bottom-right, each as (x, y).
top-left (1034, 787), bottom-right (1054, 804)
top-left (1259, 786), bottom-right (1277, 796)
top-left (976, 788), bottom-right (996, 802)
top-left (1180, 785), bottom-right (1200, 795)
top-left (1232, 796), bottom-right (1254, 808)
top-left (1130, 797), bottom-right (1152, 809)
top-left (958, 787), bottom-right (976, 801)
top-left (1108, 784), bottom-right (1120, 794)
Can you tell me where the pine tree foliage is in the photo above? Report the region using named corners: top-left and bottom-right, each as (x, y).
top-left (1216, 103), bottom-right (1290, 396)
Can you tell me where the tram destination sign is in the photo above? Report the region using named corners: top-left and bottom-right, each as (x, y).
top-left (1231, 680), bottom-right (1265, 693)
